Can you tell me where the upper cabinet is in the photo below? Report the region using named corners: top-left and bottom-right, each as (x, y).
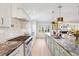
top-left (0, 4), bottom-right (11, 28)
top-left (12, 4), bottom-right (29, 20)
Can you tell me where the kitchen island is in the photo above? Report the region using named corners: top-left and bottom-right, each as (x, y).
top-left (0, 35), bottom-right (32, 56)
top-left (45, 33), bottom-right (79, 56)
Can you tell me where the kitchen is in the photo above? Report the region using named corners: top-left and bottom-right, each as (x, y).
top-left (0, 3), bottom-right (79, 56)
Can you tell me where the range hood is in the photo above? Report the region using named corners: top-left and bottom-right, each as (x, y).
top-left (12, 17), bottom-right (29, 22)
top-left (12, 7), bottom-right (30, 22)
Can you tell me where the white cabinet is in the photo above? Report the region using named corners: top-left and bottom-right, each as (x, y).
top-left (9, 44), bottom-right (24, 56)
top-left (53, 39), bottom-right (71, 56)
top-left (0, 4), bottom-right (11, 42)
top-left (45, 35), bottom-right (53, 54)
top-left (0, 4), bottom-right (11, 27)
top-left (53, 40), bottom-right (60, 56)
top-left (59, 45), bottom-right (71, 56)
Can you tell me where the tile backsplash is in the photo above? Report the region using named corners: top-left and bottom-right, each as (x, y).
top-left (0, 18), bottom-right (27, 43)
top-left (0, 28), bottom-right (9, 43)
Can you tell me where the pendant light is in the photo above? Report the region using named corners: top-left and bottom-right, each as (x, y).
top-left (56, 5), bottom-right (63, 37)
top-left (58, 5), bottom-right (62, 17)
top-left (57, 5), bottom-right (63, 22)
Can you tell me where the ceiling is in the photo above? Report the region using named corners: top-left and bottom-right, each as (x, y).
top-left (15, 3), bottom-right (79, 22)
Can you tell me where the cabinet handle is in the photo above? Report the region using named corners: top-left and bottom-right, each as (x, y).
top-left (1, 17), bottom-right (3, 25)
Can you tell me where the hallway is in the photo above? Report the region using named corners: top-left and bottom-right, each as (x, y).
top-left (32, 39), bottom-right (51, 56)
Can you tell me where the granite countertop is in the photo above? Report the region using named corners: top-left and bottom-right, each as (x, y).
top-left (0, 35), bottom-right (31, 56)
top-left (46, 33), bottom-right (79, 56)
top-left (8, 36), bottom-right (30, 41)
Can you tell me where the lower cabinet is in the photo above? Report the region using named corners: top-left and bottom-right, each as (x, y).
top-left (59, 46), bottom-right (71, 56)
top-left (53, 40), bottom-right (71, 56)
top-left (45, 35), bottom-right (72, 56)
top-left (45, 35), bottom-right (52, 51)
top-left (9, 44), bottom-right (24, 56)
top-left (53, 41), bottom-right (60, 56)
top-left (8, 37), bottom-right (32, 56)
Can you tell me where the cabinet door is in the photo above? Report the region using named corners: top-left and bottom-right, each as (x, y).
top-left (59, 46), bottom-right (71, 56)
top-left (9, 44), bottom-right (24, 56)
top-left (0, 4), bottom-right (3, 25)
top-left (48, 37), bottom-right (52, 50)
top-left (45, 35), bottom-right (53, 55)
top-left (53, 41), bottom-right (60, 56)
top-left (17, 44), bottom-right (24, 56)
top-left (0, 4), bottom-right (11, 27)
top-left (53, 40), bottom-right (71, 56)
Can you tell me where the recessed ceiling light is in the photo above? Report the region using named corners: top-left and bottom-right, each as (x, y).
top-left (52, 11), bottom-right (54, 13)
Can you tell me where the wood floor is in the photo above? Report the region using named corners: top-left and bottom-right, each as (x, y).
top-left (32, 39), bottom-right (51, 56)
